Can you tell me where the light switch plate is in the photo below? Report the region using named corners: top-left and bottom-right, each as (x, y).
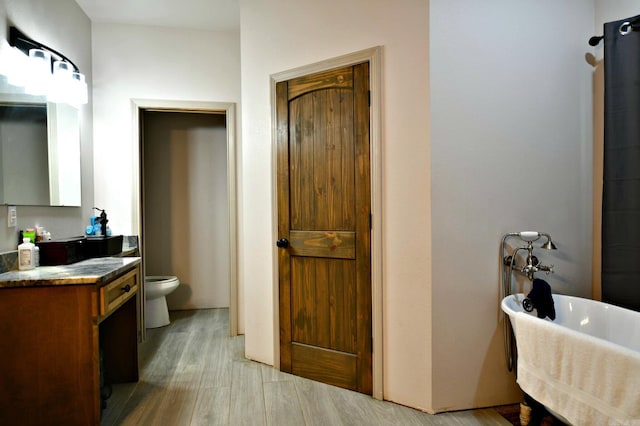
top-left (7, 205), bottom-right (16, 228)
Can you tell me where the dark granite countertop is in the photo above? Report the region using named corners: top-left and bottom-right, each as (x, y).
top-left (0, 257), bottom-right (141, 288)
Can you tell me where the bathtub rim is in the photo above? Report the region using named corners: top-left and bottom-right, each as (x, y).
top-left (501, 292), bottom-right (640, 356)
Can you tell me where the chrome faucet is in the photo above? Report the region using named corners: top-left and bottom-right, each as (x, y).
top-left (500, 231), bottom-right (557, 371)
top-left (502, 231), bottom-right (556, 281)
top-left (519, 240), bottom-right (554, 280)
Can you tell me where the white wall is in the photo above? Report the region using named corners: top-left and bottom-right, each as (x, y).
top-left (430, 0), bottom-right (594, 411)
top-left (239, 0), bottom-right (431, 411)
top-left (92, 23), bottom-right (240, 235)
top-left (91, 22), bottom-right (241, 324)
top-left (0, 0), bottom-right (93, 251)
top-left (595, 1), bottom-right (639, 35)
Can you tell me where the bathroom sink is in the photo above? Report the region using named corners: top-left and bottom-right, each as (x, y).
top-left (36, 235), bottom-right (124, 265)
top-left (37, 236), bottom-right (87, 265)
top-left (85, 235), bottom-right (124, 257)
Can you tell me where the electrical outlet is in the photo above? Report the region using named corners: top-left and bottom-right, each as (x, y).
top-left (7, 205), bottom-right (16, 228)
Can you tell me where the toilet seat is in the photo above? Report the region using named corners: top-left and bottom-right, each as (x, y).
top-left (145, 276), bottom-right (179, 299)
top-left (144, 276), bottom-right (180, 328)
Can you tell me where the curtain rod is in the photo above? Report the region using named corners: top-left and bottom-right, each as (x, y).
top-left (589, 18), bottom-right (640, 47)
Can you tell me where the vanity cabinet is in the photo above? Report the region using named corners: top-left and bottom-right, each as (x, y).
top-left (0, 258), bottom-right (140, 426)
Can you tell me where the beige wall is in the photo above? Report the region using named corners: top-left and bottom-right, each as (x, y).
top-left (0, 0), bottom-right (93, 250)
top-left (239, 0), bottom-right (431, 411)
top-left (143, 112), bottom-right (229, 309)
top-left (239, 0), bottom-right (619, 413)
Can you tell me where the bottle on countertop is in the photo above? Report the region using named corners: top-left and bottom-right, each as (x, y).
top-left (18, 237), bottom-right (35, 270)
top-left (35, 227), bottom-right (52, 242)
top-left (23, 228), bottom-right (36, 245)
top-left (34, 244), bottom-right (40, 267)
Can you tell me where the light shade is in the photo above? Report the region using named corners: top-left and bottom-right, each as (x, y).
top-left (71, 72), bottom-right (88, 106)
top-left (53, 60), bottom-right (73, 77)
top-left (25, 48), bottom-right (52, 96)
top-left (49, 60), bottom-right (87, 106)
top-left (3, 47), bottom-right (30, 87)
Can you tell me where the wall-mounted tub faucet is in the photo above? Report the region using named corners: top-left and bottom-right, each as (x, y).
top-left (502, 231), bottom-right (556, 281)
top-left (500, 231), bottom-right (557, 371)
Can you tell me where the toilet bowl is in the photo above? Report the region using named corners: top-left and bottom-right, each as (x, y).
top-left (144, 276), bottom-right (179, 328)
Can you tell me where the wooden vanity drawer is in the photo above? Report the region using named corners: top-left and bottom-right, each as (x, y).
top-left (100, 268), bottom-right (139, 317)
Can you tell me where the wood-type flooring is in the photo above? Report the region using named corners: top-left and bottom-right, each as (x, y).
top-left (101, 309), bottom-right (513, 426)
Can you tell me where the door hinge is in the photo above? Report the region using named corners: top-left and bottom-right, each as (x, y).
top-left (367, 90), bottom-right (371, 107)
top-left (369, 213), bottom-right (372, 230)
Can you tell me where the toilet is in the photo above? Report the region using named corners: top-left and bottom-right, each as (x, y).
top-left (144, 276), bottom-right (180, 328)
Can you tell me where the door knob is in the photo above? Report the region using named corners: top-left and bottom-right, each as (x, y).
top-left (276, 238), bottom-right (289, 248)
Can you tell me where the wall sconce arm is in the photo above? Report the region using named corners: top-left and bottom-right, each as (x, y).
top-left (9, 26), bottom-right (80, 73)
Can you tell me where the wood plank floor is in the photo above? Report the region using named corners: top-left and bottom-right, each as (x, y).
top-left (101, 309), bottom-right (512, 426)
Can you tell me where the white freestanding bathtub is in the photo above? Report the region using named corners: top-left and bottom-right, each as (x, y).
top-left (502, 293), bottom-right (640, 425)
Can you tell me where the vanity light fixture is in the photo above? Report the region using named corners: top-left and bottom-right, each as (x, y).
top-left (6, 26), bottom-right (88, 106)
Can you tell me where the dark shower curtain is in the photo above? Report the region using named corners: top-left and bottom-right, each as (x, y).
top-left (602, 14), bottom-right (640, 311)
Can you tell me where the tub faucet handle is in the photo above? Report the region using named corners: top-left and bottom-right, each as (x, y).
top-left (538, 263), bottom-right (554, 275)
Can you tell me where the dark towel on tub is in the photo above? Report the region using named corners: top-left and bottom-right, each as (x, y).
top-left (527, 278), bottom-right (556, 320)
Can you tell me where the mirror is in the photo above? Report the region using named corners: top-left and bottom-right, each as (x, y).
top-left (0, 79), bottom-right (81, 206)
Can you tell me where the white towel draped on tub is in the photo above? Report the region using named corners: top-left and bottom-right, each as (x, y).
top-left (514, 311), bottom-right (640, 426)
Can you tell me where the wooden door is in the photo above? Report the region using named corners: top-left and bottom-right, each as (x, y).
top-left (276, 63), bottom-right (372, 394)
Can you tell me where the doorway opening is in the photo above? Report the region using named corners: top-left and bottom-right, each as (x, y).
top-left (132, 100), bottom-right (238, 339)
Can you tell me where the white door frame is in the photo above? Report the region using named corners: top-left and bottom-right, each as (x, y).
top-left (131, 99), bottom-right (239, 338)
top-left (270, 46), bottom-right (383, 399)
